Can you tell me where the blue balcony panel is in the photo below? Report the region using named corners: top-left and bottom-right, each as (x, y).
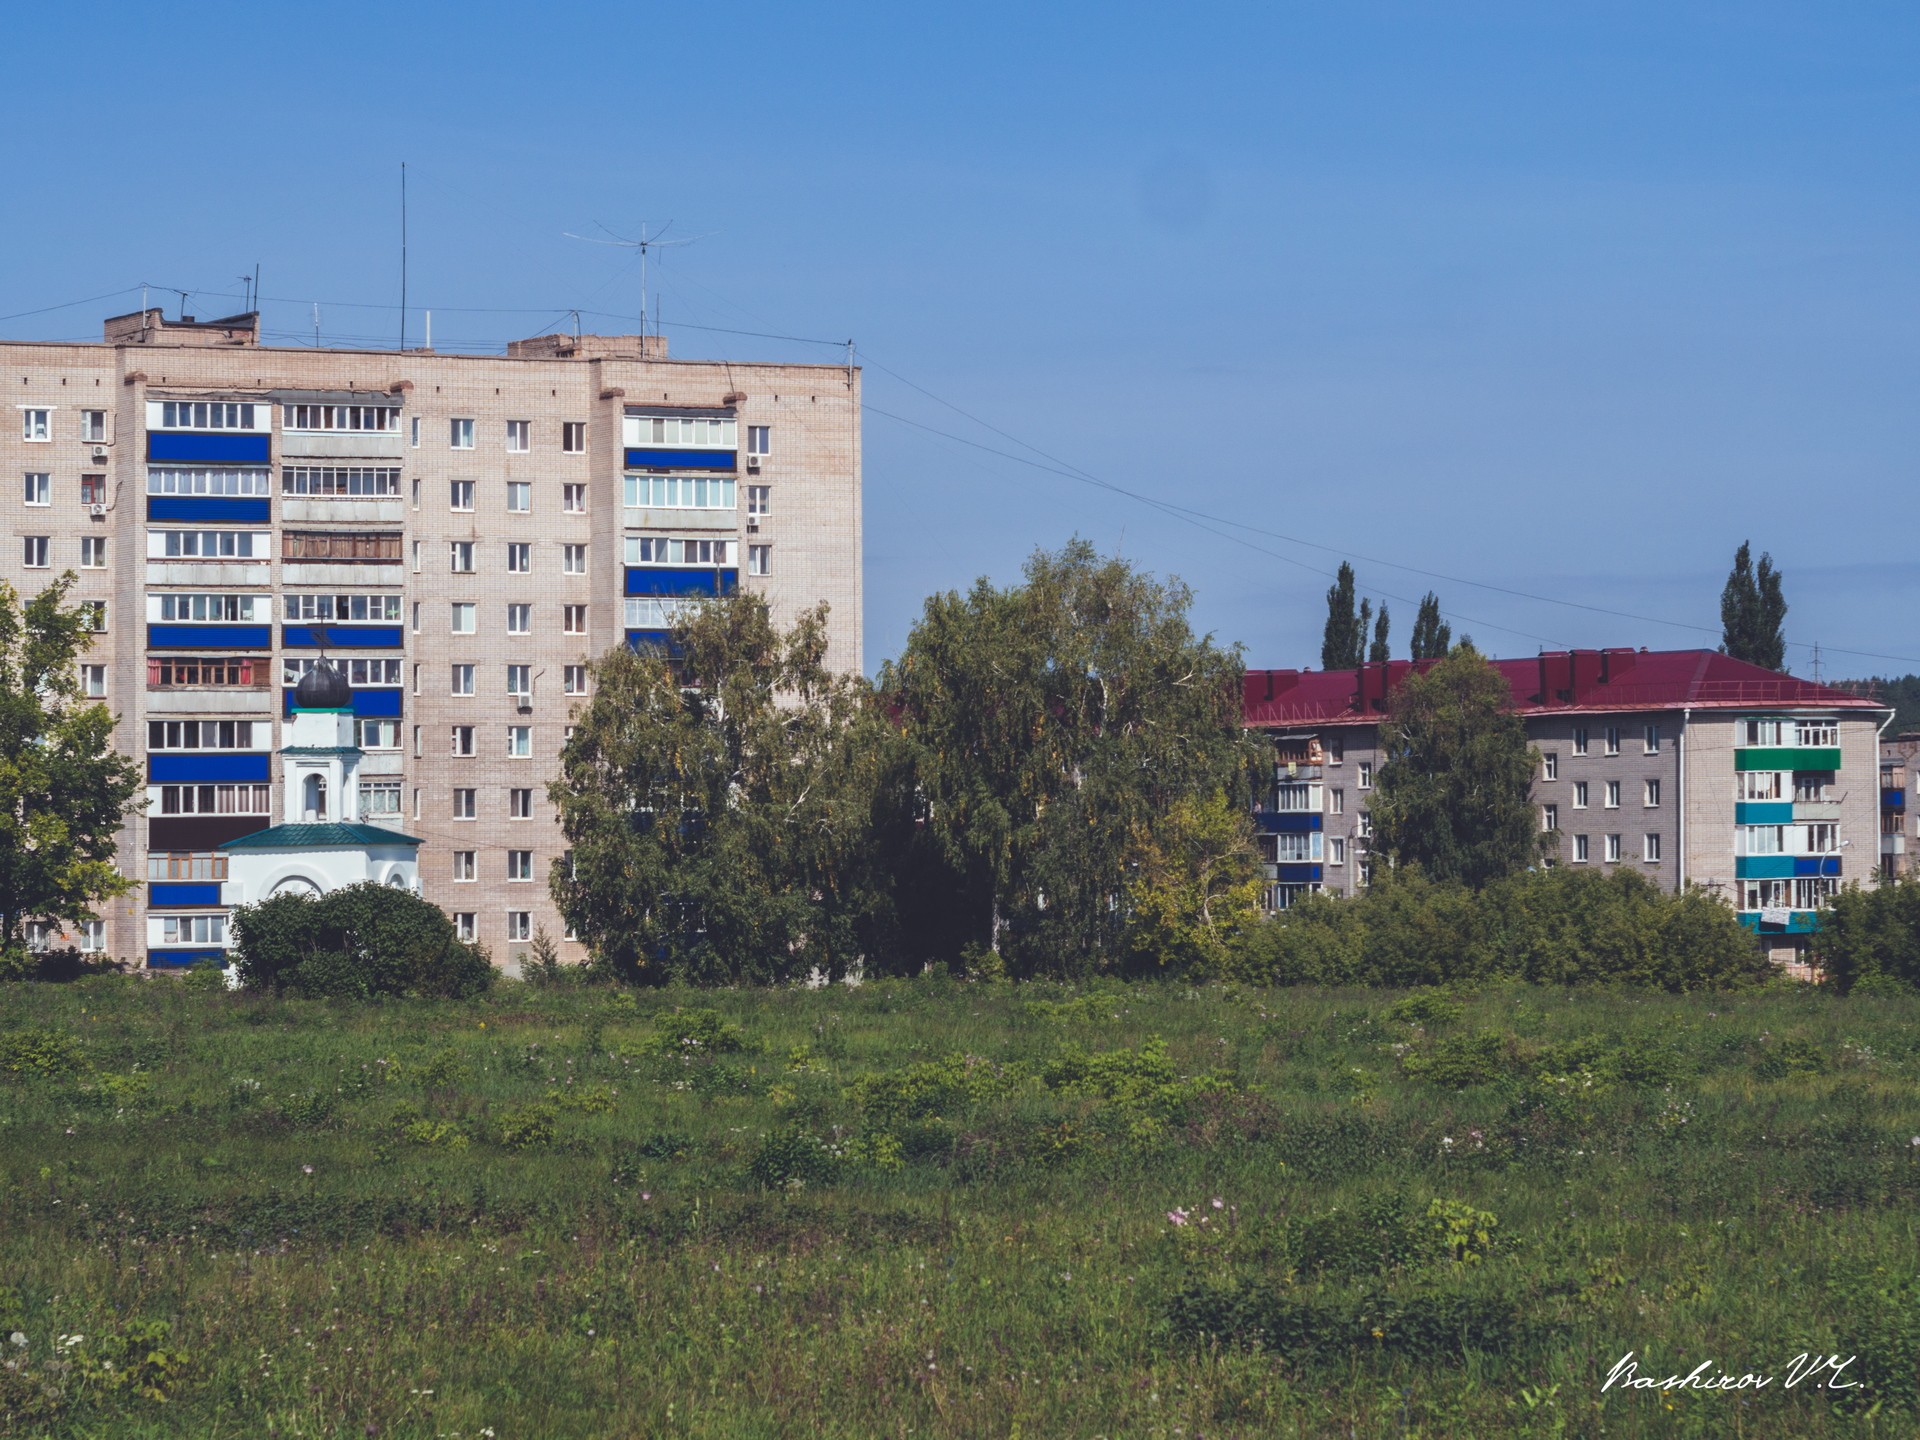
top-left (1253, 811), bottom-right (1323, 834)
top-left (147, 433), bottom-right (270, 465)
top-left (147, 624), bottom-right (271, 650)
top-left (623, 568), bottom-right (739, 597)
top-left (282, 686), bottom-right (402, 718)
top-left (1272, 863), bottom-right (1324, 883)
top-left (624, 448), bottom-right (737, 471)
top-left (148, 753), bottom-right (270, 784)
top-left (281, 625), bottom-right (404, 649)
top-left (1735, 801), bottom-right (1795, 825)
top-left (146, 949), bottom-right (227, 970)
top-left (1794, 856), bottom-right (1842, 878)
top-left (625, 629), bottom-right (678, 654)
top-left (146, 495), bottom-right (271, 524)
top-left (149, 883), bottom-right (222, 908)
top-left (1885, 788), bottom-right (1907, 813)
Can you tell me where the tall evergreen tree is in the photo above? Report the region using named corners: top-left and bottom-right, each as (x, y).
top-left (1322, 563), bottom-right (1361, 670)
top-left (1369, 643), bottom-right (1553, 887)
top-left (0, 574), bottom-right (144, 972)
top-left (1720, 541), bottom-right (1789, 671)
top-left (1368, 602), bottom-right (1391, 663)
top-left (1410, 592), bottom-right (1452, 660)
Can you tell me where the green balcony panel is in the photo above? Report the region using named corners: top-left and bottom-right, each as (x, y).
top-left (1738, 910), bottom-right (1822, 935)
top-left (1734, 855), bottom-right (1797, 879)
top-left (1735, 801), bottom-right (1795, 824)
top-left (1735, 747), bottom-right (1842, 772)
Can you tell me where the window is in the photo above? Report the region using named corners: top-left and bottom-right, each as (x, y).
top-left (1795, 772), bottom-right (1834, 803)
top-left (1604, 726), bottom-right (1621, 756)
top-left (451, 603), bottom-right (476, 634)
top-left (507, 542), bottom-right (531, 573)
top-left (747, 484), bottom-right (771, 517)
top-left (1272, 832), bottom-right (1320, 862)
top-left (359, 780), bottom-right (402, 817)
top-left (79, 920), bottom-right (105, 953)
top-left (1542, 753), bottom-right (1557, 781)
top-left (507, 912), bottom-right (532, 942)
top-left (80, 536), bottom-right (106, 568)
top-left (1643, 833), bottom-right (1662, 863)
top-left (80, 474), bottom-right (105, 505)
top-left (412, 725), bottom-right (422, 757)
top-left (623, 475), bottom-right (738, 511)
top-left (1356, 761), bottom-right (1373, 790)
top-left (22, 409), bottom-right (49, 442)
top-left (1738, 825), bottom-right (1785, 856)
top-left (453, 788), bottom-right (476, 819)
top-left (1329, 836), bottom-right (1347, 865)
top-left (747, 425), bottom-right (770, 456)
top-left (157, 783), bottom-right (269, 815)
top-left (146, 468), bottom-right (271, 497)
top-left (1804, 823), bottom-right (1839, 854)
top-left (1572, 781), bottom-right (1589, 809)
top-left (1330, 788), bottom-right (1345, 815)
top-left (1644, 779), bottom-right (1661, 807)
top-left (450, 480), bottom-right (475, 511)
top-left (507, 664), bottom-right (531, 698)
top-left (160, 914), bottom-right (226, 946)
top-left (450, 418), bottom-right (475, 449)
top-left (149, 657), bottom-right (265, 688)
top-left (748, 544), bottom-right (771, 577)
top-left (412, 602), bottom-right (421, 633)
top-left (452, 851), bottom-right (476, 881)
top-left (79, 601), bottom-right (106, 633)
top-left (22, 536), bottom-right (48, 568)
top-left (507, 725), bottom-right (532, 757)
top-left (450, 541), bottom-right (475, 572)
top-left (151, 593), bottom-right (264, 623)
top-left (283, 404), bottom-right (397, 433)
top-left (80, 664), bottom-right (106, 697)
top-left (507, 482), bottom-right (531, 513)
top-left (359, 719), bottom-right (400, 750)
top-left (282, 532), bottom-right (401, 561)
top-left (284, 657), bottom-right (402, 688)
top-left (1738, 771), bottom-right (1785, 801)
top-left (1604, 834), bottom-right (1622, 863)
top-left (507, 850), bottom-right (533, 881)
top-left (624, 415), bottom-right (738, 449)
top-left (454, 913), bottom-right (476, 941)
top-left (1572, 727), bottom-right (1589, 756)
top-left (282, 467), bottom-right (401, 497)
top-left (1328, 735), bottom-right (1345, 764)
top-left (1356, 811), bottom-right (1372, 840)
top-left (147, 719), bottom-right (257, 750)
top-left (450, 664), bottom-right (474, 696)
top-left (81, 410), bottom-right (106, 442)
top-left (156, 529), bottom-right (266, 559)
top-left (562, 422), bottom-right (585, 454)
top-left (1572, 834), bottom-right (1590, 863)
top-left (23, 472), bottom-right (50, 506)
top-left (563, 543), bottom-right (586, 575)
top-left (507, 604), bottom-right (531, 635)
top-left (451, 725), bottom-right (475, 757)
top-left (1604, 780), bottom-right (1621, 809)
top-left (510, 788), bottom-right (533, 819)
top-left (1794, 876), bottom-right (1838, 909)
top-left (563, 483), bottom-right (586, 513)
top-left (412, 540), bottom-right (422, 572)
top-left (282, 594), bottom-right (402, 622)
top-left (1643, 724), bottom-right (1660, 755)
top-left (1273, 782), bottom-right (1320, 812)
top-left (624, 598), bottom-right (702, 628)
top-left (410, 416), bottom-right (421, 448)
top-left (563, 604), bottom-right (586, 635)
top-left (506, 420), bottom-right (530, 452)
top-left (1795, 719), bottom-right (1838, 748)
top-left (1542, 804), bottom-right (1559, 832)
top-left (147, 851), bottom-right (228, 880)
top-left (564, 664), bottom-right (588, 695)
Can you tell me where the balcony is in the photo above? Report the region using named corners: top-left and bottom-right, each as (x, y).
top-left (1885, 788), bottom-right (1907, 813)
top-left (1738, 910), bottom-right (1822, 935)
top-left (1884, 834), bottom-right (1907, 856)
top-left (1735, 746), bottom-right (1842, 772)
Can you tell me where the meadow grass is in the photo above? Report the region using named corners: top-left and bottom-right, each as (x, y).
top-left (3, 974), bottom-right (1919, 1438)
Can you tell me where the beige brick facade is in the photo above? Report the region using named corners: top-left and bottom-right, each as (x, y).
top-left (1, 312), bottom-right (861, 969)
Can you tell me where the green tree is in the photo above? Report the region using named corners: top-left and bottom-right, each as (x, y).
top-left (1720, 541), bottom-right (1788, 671)
top-left (1368, 644), bottom-right (1552, 887)
top-left (229, 881), bottom-right (493, 998)
top-left (1410, 592), bottom-right (1452, 661)
top-left (550, 594), bottom-right (891, 984)
top-left (1368, 603), bottom-right (1391, 663)
top-left (1322, 562), bottom-right (1361, 670)
top-left (0, 574), bottom-right (143, 973)
top-left (1808, 878), bottom-right (1920, 992)
top-left (1121, 791), bottom-right (1265, 975)
top-left (881, 539), bottom-right (1257, 976)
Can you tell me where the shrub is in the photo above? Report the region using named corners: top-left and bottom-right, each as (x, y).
top-left (648, 1007), bottom-right (750, 1055)
top-left (1812, 879), bottom-right (1920, 993)
top-left (0, 1027), bottom-right (85, 1077)
top-left (1401, 1030), bottom-right (1515, 1090)
top-left (230, 882), bottom-right (493, 999)
top-left (748, 1127), bottom-right (839, 1190)
top-left (493, 1102), bottom-right (559, 1149)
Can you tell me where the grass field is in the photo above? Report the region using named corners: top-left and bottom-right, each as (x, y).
top-left (3, 974), bottom-right (1920, 1438)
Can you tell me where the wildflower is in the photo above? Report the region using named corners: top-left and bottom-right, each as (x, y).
top-left (1911, 1137), bottom-right (1920, 1148)
top-left (1211, 1197), bottom-right (1224, 1210)
top-left (641, 1192), bottom-right (651, 1201)
top-left (8, 1333), bottom-right (24, 1348)
top-left (1167, 1208), bottom-right (1190, 1227)
top-left (302, 1165), bottom-right (315, 1175)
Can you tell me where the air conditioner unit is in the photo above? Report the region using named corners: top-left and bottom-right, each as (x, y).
top-left (746, 453), bottom-right (762, 471)
top-left (515, 700), bottom-right (532, 714)
top-left (746, 517), bottom-right (760, 533)
top-left (90, 445), bottom-right (108, 460)
top-left (87, 503), bottom-right (107, 519)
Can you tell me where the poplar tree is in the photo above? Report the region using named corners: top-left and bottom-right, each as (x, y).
top-left (1720, 541), bottom-right (1788, 671)
top-left (1368, 603), bottom-right (1392, 663)
top-left (1322, 563), bottom-right (1361, 670)
top-left (0, 574), bottom-right (144, 973)
top-left (1410, 592), bottom-right (1452, 660)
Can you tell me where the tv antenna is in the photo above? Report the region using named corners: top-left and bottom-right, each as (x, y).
top-left (562, 221), bottom-right (705, 338)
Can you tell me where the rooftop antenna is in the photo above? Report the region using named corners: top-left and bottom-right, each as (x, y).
top-left (172, 289), bottom-right (190, 321)
top-left (562, 221), bottom-right (705, 339)
top-left (237, 274), bottom-right (252, 311)
top-left (399, 161), bottom-right (408, 351)
top-left (1810, 641), bottom-right (1823, 684)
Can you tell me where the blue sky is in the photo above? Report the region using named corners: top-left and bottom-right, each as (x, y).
top-left (5, 2), bottom-right (1917, 675)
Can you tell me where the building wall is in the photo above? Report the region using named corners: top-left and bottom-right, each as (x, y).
top-left (0, 327), bottom-right (861, 968)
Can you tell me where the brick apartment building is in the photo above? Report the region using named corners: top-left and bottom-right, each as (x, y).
top-left (1244, 649), bottom-right (1893, 966)
top-left (2, 309), bottom-right (861, 969)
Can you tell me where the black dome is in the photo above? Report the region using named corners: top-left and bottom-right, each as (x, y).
top-left (294, 659), bottom-right (353, 710)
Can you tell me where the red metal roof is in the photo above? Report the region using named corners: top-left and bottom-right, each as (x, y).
top-left (1243, 648), bottom-right (1885, 728)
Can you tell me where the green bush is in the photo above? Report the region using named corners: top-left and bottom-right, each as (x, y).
top-left (1811, 878), bottom-right (1920, 992)
top-left (229, 882), bottom-right (493, 999)
top-left (748, 1126), bottom-right (839, 1190)
top-left (0, 1026), bottom-right (86, 1077)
